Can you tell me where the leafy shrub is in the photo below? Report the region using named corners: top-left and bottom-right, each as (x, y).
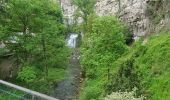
top-left (136, 34), bottom-right (170, 99)
top-left (80, 84), bottom-right (102, 100)
top-left (111, 34), bottom-right (170, 99)
top-left (80, 16), bottom-right (128, 99)
top-left (112, 58), bottom-right (141, 93)
top-left (47, 68), bottom-right (65, 84)
top-left (17, 66), bottom-right (38, 84)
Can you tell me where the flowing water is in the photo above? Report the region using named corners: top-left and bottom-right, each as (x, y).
top-left (67, 34), bottom-right (78, 48)
top-left (53, 33), bottom-right (82, 100)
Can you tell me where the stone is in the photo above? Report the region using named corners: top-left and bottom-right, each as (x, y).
top-left (60, 0), bottom-right (170, 36)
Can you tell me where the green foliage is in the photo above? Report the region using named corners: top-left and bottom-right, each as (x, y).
top-left (136, 34), bottom-right (170, 99)
top-left (112, 33), bottom-right (170, 99)
top-left (111, 58), bottom-right (141, 93)
top-left (79, 79), bottom-right (104, 100)
top-left (47, 68), bottom-right (65, 84)
top-left (80, 16), bottom-right (128, 99)
top-left (72, 0), bottom-right (96, 31)
top-left (27, 67), bottom-right (66, 93)
top-left (0, 84), bottom-right (26, 100)
top-left (80, 13), bottom-right (170, 100)
top-left (0, 0), bottom-right (69, 95)
top-left (0, 90), bottom-right (26, 100)
top-left (17, 66), bottom-right (38, 84)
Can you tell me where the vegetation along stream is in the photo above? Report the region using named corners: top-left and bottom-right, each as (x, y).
top-left (1, 0), bottom-right (170, 100)
top-left (52, 33), bottom-right (83, 100)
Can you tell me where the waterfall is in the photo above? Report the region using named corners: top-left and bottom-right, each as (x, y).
top-left (67, 33), bottom-right (78, 48)
top-left (54, 34), bottom-right (82, 99)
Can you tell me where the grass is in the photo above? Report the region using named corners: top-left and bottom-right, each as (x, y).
top-left (113, 33), bottom-right (170, 99)
top-left (80, 33), bottom-right (170, 100)
top-left (135, 34), bottom-right (170, 99)
top-left (27, 67), bottom-right (66, 94)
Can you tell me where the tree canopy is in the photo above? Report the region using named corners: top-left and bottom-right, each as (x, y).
top-left (0, 0), bottom-right (69, 93)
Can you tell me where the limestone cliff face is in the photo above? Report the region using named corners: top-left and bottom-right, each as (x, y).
top-left (95, 0), bottom-right (149, 37)
top-left (60, 0), bottom-right (76, 24)
top-left (60, 0), bottom-right (170, 37)
top-left (146, 0), bottom-right (170, 34)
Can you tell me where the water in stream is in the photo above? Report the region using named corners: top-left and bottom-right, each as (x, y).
top-left (53, 33), bottom-right (82, 100)
top-left (67, 34), bottom-right (78, 48)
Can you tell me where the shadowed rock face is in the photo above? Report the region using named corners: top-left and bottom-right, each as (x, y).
top-left (0, 57), bottom-right (15, 79)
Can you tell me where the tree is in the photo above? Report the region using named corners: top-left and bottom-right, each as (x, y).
top-left (0, 0), bottom-right (8, 40)
top-left (72, 0), bottom-right (96, 26)
top-left (1, 0), bottom-right (67, 78)
top-left (80, 16), bottom-right (128, 99)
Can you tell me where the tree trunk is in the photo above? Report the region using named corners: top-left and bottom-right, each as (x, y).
top-left (41, 36), bottom-right (48, 77)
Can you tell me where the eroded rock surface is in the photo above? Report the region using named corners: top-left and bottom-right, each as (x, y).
top-left (60, 0), bottom-right (170, 36)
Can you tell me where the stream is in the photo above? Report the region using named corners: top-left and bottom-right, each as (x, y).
top-left (53, 33), bottom-right (83, 100)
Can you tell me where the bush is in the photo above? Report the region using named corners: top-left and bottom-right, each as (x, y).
top-left (136, 34), bottom-right (170, 99)
top-left (111, 34), bottom-right (170, 99)
top-left (47, 68), bottom-right (65, 84)
top-left (112, 58), bottom-right (141, 93)
top-left (80, 16), bottom-right (128, 99)
top-left (80, 85), bottom-right (102, 100)
top-left (80, 79), bottom-right (105, 100)
top-left (17, 66), bottom-right (38, 84)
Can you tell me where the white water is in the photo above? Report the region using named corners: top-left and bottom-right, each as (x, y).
top-left (67, 33), bottom-right (78, 48)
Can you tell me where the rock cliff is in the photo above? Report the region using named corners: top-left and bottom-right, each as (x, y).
top-left (60, 0), bottom-right (76, 24)
top-left (60, 0), bottom-right (170, 37)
